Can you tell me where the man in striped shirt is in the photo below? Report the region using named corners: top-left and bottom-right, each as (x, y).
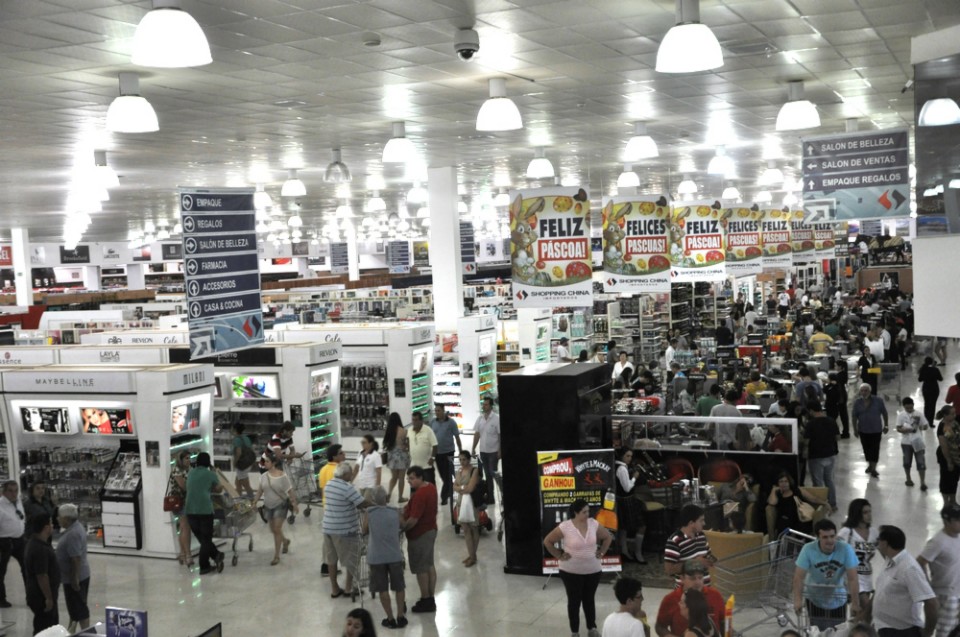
top-left (322, 462), bottom-right (367, 598)
top-left (663, 504), bottom-right (715, 588)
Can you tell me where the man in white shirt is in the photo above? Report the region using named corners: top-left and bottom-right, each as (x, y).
top-left (556, 337), bottom-right (574, 363)
top-left (744, 307), bottom-right (759, 331)
top-left (603, 576), bottom-right (650, 637)
top-left (0, 481), bottom-right (26, 608)
top-left (471, 396), bottom-right (501, 504)
top-left (664, 339), bottom-right (677, 370)
top-left (873, 525), bottom-right (938, 637)
top-left (918, 504), bottom-right (960, 637)
top-left (778, 291), bottom-right (791, 318)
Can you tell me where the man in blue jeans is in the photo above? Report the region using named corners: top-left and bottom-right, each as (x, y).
top-left (430, 405), bottom-right (461, 508)
top-left (805, 401), bottom-right (840, 513)
top-left (471, 396), bottom-right (500, 504)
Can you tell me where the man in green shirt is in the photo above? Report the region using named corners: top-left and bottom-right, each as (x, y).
top-left (695, 383), bottom-right (722, 417)
top-left (185, 452), bottom-right (224, 574)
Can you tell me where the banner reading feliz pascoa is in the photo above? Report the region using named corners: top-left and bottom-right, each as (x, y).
top-left (724, 204), bottom-right (764, 278)
top-left (813, 222), bottom-right (837, 260)
top-left (669, 199), bottom-right (727, 282)
top-left (510, 187), bottom-right (593, 307)
top-left (602, 195), bottom-right (672, 293)
top-left (790, 209), bottom-right (817, 264)
top-left (761, 207), bottom-right (793, 269)
top-left (538, 449), bottom-right (621, 574)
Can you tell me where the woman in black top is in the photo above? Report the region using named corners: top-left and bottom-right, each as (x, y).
top-left (918, 356), bottom-right (943, 428)
top-left (766, 472), bottom-right (824, 536)
top-left (857, 346), bottom-right (879, 396)
top-left (681, 588), bottom-right (718, 637)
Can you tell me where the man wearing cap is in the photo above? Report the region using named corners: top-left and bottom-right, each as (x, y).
top-left (918, 504), bottom-right (960, 637)
top-left (556, 337), bottom-right (574, 363)
top-left (655, 561), bottom-right (726, 637)
top-left (55, 503), bottom-right (90, 632)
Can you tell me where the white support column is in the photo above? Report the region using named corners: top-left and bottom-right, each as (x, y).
top-left (346, 225), bottom-right (360, 282)
top-left (127, 263), bottom-right (146, 290)
top-left (11, 228), bottom-right (31, 307)
top-left (82, 266), bottom-right (101, 291)
top-left (428, 166), bottom-right (464, 333)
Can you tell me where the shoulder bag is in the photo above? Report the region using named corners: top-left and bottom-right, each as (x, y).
top-left (794, 496), bottom-right (816, 523)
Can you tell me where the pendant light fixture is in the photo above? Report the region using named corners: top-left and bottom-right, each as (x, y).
top-left (254, 184), bottom-right (273, 211)
top-left (476, 78), bottom-right (523, 131)
top-left (677, 176), bottom-right (698, 196)
top-left (707, 146), bottom-right (735, 178)
top-left (365, 191), bottom-right (386, 213)
top-left (758, 160), bottom-right (784, 187)
top-left (721, 186), bottom-right (741, 201)
top-left (617, 165), bottom-right (640, 189)
top-left (406, 183), bottom-right (428, 205)
top-left (382, 122), bottom-right (416, 164)
top-left (93, 151), bottom-right (119, 188)
top-left (526, 147), bottom-right (555, 179)
top-left (280, 169), bottom-right (306, 197)
top-left (755, 190), bottom-right (773, 204)
top-left (776, 80), bottom-right (820, 131)
top-left (656, 0), bottom-right (723, 74)
top-left (132, 0), bottom-right (211, 68)
top-left (918, 97), bottom-right (960, 127)
top-left (106, 73), bottom-right (158, 133)
top-left (324, 148), bottom-right (352, 183)
top-left (623, 122), bottom-right (659, 161)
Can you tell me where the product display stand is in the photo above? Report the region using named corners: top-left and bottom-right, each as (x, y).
top-left (551, 308), bottom-right (594, 359)
top-left (456, 314), bottom-right (498, 433)
top-left (496, 319), bottom-right (521, 373)
top-left (517, 308), bottom-right (552, 366)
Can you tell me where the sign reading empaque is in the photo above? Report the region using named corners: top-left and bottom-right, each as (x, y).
top-left (510, 187), bottom-right (592, 307)
top-left (669, 199), bottom-right (726, 282)
top-left (602, 195), bottom-right (671, 293)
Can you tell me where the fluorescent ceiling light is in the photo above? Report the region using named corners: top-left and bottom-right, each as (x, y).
top-left (93, 150), bottom-right (119, 188)
top-left (623, 122), bottom-right (659, 161)
top-left (677, 177), bottom-right (698, 195)
top-left (132, 0), bottom-right (211, 68)
top-left (106, 73), bottom-right (158, 133)
top-left (758, 161), bottom-right (784, 187)
top-left (281, 169), bottom-right (306, 197)
top-left (617, 165), bottom-right (640, 189)
top-left (918, 98), bottom-right (960, 127)
top-left (776, 80), bottom-right (820, 131)
top-left (324, 148), bottom-right (352, 183)
top-left (382, 122), bottom-right (416, 164)
top-left (656, 0), bottom-right (723, 74)
top-left (526, 147), bottom-right (555, 179)
top-left (707, 146), bottom-right (735, 178)
top-left (476, 78), bottom-right (523, 131)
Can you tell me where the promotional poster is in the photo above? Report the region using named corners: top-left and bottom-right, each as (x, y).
top-left (668, 200), bottom-right (726, 282)
top-left (761, 207), bottom-right (793, 269)
top-left (510, 187), bottom-right (593, 307)
top-left (790, 209), bottom-right (817, 264)
top-left (813, 222), bottom-right (837, 260)
top-left (723, 205), bottom-right (763, 277)
top-left (601, 195), bottom-right (672, 293)
top-left (538, 449), bottom-right (621, 574)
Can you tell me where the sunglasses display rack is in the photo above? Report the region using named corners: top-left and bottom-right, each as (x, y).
top-left (339, 363), bottom-right (389, 435)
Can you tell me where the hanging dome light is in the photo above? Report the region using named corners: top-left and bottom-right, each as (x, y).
top-left (656, 0), bottom-right (723, 74)
top-left (623, 122), bottom-right (659, 161)
top-left (918, 97), bottom-right (960, 127)
top-left (366, 191), bottom-right (386, 213)
top-left (254, 184), bottom-right (273, 211)
top-left (707, 146), bottom-right (736, 178)
top-left (93, 150), bottom-right (120, 188)
top-left (281, 169), bottom-right (306, 197)
top-left (526, 147), bottom-right (555, 179)
top-left (324, 148), bottom-right (352, 183)
top-left (617, 165), bottom-right (640, 189)
top-left (721, 186), bottom-right (741, 201)
top-left (172, 222), bottom-right (183, 234)
top-left (382, 122), bottom-right (416, 164)
top-left (775, 80), bottom-right (820, 131)
top-left (106, 73), bottom-right (158, 133)
top-left (476, 78), bottom-right (523, 131)
top-left (783, 192), bottom-right (799, 207)
top-left (493, 189), bottom-right (510, 207)
top-left (755, 190), bottom-right (773, 204)
top-left (132, 0), bottom-right (211, 68)
top-left (758, 161), bottom-right (784, 187)
top-left (287, 214), bottom-right (303, 228)
top-left (677, 177), bottom-right (698, 195)
top-left (406, 183), bottom-right (428, 205)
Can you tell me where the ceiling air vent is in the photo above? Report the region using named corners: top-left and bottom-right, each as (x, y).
top-left (723, 41), bottom-right (778, 57)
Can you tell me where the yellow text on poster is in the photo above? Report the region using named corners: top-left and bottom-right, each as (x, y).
top-left (541, 476), bottom-right (576, 491)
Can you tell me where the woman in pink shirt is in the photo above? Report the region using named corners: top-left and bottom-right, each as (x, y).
top-left (543, 499), bottom-right (614, 637)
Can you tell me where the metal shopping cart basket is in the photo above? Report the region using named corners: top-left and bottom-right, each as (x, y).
top-left (285, 456), bottom-right (322, 521)
top-left (213, 492), bottom-right (257, 566)
top-left (711, 528), bottom-right (814, 635)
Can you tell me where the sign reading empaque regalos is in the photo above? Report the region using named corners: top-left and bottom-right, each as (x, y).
top-left (510, 187), bottom-right (592, 308)
top-left (602, 195), bottom-right (671, 293)
top-left (668, 200), bottom-right (726, 282)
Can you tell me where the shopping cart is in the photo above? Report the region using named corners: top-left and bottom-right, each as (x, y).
top-left (710, 528), bottom-right (814, 635)
top-left (285, 456), bottom-right (322, 521)
top-left (353, 527), bottom-right (371, 604)
top-left (786, 583), bottom-right (857, 635)
top-left (212, 492), bottom-right (257, 566)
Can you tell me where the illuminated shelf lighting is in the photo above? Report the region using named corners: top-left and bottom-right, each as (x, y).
top-left (310, 410), bottom-right (334, 418)
top-left (310, 423), bottom-right (330, 432)
top-left (311, 433), bottom-right (334, 444)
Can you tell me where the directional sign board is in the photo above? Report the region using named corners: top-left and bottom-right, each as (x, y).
top-left (459, 221), bottom-right (476, 276)
top-left (387, 240), bottom-right (411, 274)
top-left (801, 129), bottom-right (910, 222)
top-left (180, 188), bottom-right (263, 359)
top-left (329, 242), bottom-right (349, 275)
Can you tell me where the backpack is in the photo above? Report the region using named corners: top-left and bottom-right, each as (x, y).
top-left (236, 441), bottom-right (257, 471)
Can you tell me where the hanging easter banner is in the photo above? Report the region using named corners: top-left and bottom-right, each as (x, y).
top-left (510, 187), bottom-right (592, 307)
top-left (814, 222), bottom-right (837, 260)
top-left (601, 195), bottom-right (671, 293)
top-left (790, 209), bottom-right (817, 264)
top-left (723, 204), bottom-right (763, 278)
top-left (761, 207), bottom-right (793, 269)
top-left (668, 199), bottom-right (726, 282)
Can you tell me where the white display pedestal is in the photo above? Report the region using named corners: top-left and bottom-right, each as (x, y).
top-left (456, 314), bottom-right (498, 433)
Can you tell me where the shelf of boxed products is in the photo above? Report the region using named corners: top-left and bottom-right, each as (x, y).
top-left (411, 371), bottom-right (432, 418)
top-left (340, 363), bottom-right (389, 434)
top-left (551, 309), bottom-right (595, 358)
top-left (309, 389), bottom-right (337, 460)
top-left (433, 362), bottom-right (463, 426)
top-left (496, 341), bottom-right (521, 372)
top-left (477, 357), bottom-right (496, 398)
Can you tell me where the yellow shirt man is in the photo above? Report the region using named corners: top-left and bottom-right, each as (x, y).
top-left (808, 331), bottom-right (834, 355)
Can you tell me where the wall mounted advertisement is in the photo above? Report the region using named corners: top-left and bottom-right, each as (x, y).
top-left (790, 210), bottom-right (817, 264)
top-left (761, 207), bottom-right (793, 269)
top-left (668, 200), bottom-right (726, 282)
top-left (510, 187), bottom-right (593, 307)
top-left (230, 374), bottom-right (280, 400)
top-left (601, 195), bottom-right (671, 293)
top-left (537, 449), bottom-right (620, 574)
top-left (813, 222), bottom-right (837, 260)
top-left (20, 406), bottom-right (71, 433)
top-left (81, 407), bottom-right (134, 435)
top-left (723, 204), bottom-right (763, 277)
top-left (171, 400), bottom-right (201, 433)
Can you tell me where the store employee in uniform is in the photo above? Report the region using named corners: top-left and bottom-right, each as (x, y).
top-left (0, 480), bottom-right (26, 608)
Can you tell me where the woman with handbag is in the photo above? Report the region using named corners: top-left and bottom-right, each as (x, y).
top-left (166, 451), bottom-right (192, 566)
top-left (766, 472), bottom-right (825, 536)
top-left (382, 413), bottom-right (410, 503)
top-left (254, 451), bottom-right (299, 566)
top-left (353, 434), bottom-right (383, 497)
top-left (453, 450), bottom-right (481, 567)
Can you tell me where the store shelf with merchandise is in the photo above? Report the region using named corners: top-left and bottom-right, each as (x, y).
top-left (551, 308), bottom-right (595, 358)
top-left (432, 361), bottom-right (463, 426)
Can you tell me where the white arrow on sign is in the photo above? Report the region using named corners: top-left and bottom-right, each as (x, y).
top-left (183, 216), bottom-right (195, 233)
top-left (808, 180), bottom-right (815, 189)
top-left (185, 237), bottom-right (197, 254)
top-left (189, 302), bottom-right (202, 319)
top-left (186, 259), bottom-right (198, 275)
top-left (806, 163), bottom-right (816, 170)
top-left (806, 145), bottom-right (814, 154)
top-left (188, 280), bottom-right (200, 296)
top-left (190, 331), bottom-right (213, 358)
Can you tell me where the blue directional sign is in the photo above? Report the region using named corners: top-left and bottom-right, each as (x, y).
top-left (180, 187), bottom-right (263, 359)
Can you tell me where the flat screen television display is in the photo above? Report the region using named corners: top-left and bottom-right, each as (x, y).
top-left (80, 408), bottom-right (134, 435)
top-left (21, 407), bottom-right (71, 433)
top-left (171, 401), bottom-right (201, 433)
top-left (310, 372), bottom-right (331, 400)
top-left (412, 347), bottom-right (431, 374)
top-left (230, 374), bottom-right (280, 400)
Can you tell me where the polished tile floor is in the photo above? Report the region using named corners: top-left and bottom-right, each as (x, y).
top-left (0, 349), bottom-right (954, 637)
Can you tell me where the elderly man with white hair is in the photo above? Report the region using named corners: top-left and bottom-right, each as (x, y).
top-left (852, 381), bottom-right (889, 480)
top-left (361, 486), bottom-right (407, 629)
top-left (55, 503), bottom-right (90, 632)
top-left (322, 460), bottom-right (367, 599)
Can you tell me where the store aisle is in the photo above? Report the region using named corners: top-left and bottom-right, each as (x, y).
top-left (0, 348), bottom-right (954, 637)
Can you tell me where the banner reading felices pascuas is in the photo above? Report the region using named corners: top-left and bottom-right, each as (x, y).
top-left (760, 207), bottom-right (792, 269)
top-left (602, 195), bottom-right (671, 293)
top-left (538, 449), bottom-right (621, 574)
top-left (813, 222), bottom-right (836, 260)
top-left (668, 199), bottom-right (726, 282)
top-left (790, 209), bottom-right (817, 264)
top-left (723, 204), bottom-right (763, 277)
top-left (510, 187), bottom-right (593, 308)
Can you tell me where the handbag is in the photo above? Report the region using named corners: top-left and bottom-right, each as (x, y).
top-left (795, 496), bottom-right (816, 523)
top-left (458, 491), bottom-right (476, 524)
top-left (163, 494), bottom-right (183, 512)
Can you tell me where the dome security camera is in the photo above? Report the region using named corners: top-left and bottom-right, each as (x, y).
top-left (454, 28), bottom-right (480, 61)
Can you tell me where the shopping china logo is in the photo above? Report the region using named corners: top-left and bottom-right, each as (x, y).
top-left (516, 290), bottom-right (528, 300)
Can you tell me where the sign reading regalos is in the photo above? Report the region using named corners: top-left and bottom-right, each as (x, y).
top-left (761, 207), bottom-right (793, 269)
top-left (510, 187), bottom-right (592, 308)
top-left (601, 194), bottom-right (671, 293)
top-left (668, 200), bottom-right (726, 282)
top-left (724, 204), bottom-right (764, 277)
top-left (790, 209), bottom-right (817, 264)
top-left (814, 222), bottom-right (837, 259)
